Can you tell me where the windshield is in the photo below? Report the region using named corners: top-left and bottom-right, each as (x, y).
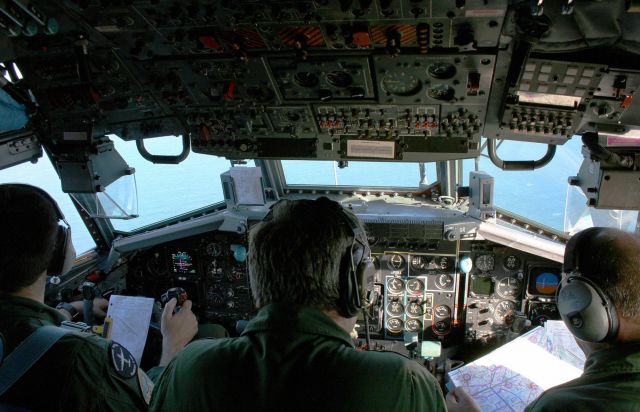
top-left (0, 153), bottom-right (97, 254)
top-left (282, 161), bottom-right (437, 188)
top-left (110, 136), bottom-right (254, 233)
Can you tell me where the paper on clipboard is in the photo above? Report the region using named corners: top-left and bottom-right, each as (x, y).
top-left (106, 295), bottom-right (154, 365)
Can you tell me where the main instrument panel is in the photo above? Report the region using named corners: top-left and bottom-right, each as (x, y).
top-left (124, 221), bottom-right (561, 346)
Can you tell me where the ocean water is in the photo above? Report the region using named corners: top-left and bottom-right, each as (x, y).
top-left (0, 136), bottom-right (585, 254)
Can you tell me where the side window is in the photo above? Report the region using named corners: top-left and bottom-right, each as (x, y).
top-left (0, 154), bottom-right (97, 254)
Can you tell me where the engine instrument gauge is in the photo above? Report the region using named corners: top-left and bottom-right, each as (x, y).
top-left (434, 305), bottom-right (451, 318)
top-left (406, 278), bottom-right (425, 294)
top-left (205, 242), bottom-right (222, 257)
top-left (386, 318), bottom-right (403, 334)
top-left (326, 70), bottom-right (353, 88)
top-left (494, 300), bottom-right (516, 324)
top-left (387, 254), bottom-right (406, 270)
top-left (386, 277), bottom-right (405, 294)
top-left (435, 273), bottom-right (454, 290)
top-left (405, 301), bottom-right (424, 317)
top-left (293, 71), bottom-right (319, 88)
top-left (427, 62), bottom-right (457, 79)
top-left (427, 84), bottom-right (455, 101)
top-left (405, 319), bottom-right (422, 333)
top-left (475, 254), bottom-right (495, 272)
top-left (496, 277), bottom-right (521, 299)
top-left (206, 261), bottom-right (223, 280)
top-left (410, 255), bottom-right (427, 270)
top-left (503, 255), bottom-right (521, 271)
top-left (386, 301), bottom-right (404, 317)
top-left (381, 72), bottom-right (422, 96)
top-left (439, 256), bottom-right (451, 270)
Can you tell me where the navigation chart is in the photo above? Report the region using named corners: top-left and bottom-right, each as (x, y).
top-left (448, 322), bottom-right (585, 412)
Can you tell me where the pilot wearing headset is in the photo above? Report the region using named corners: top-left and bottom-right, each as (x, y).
top-left (524, 227), bottom-right (640, 411)
top-left (0, 184), bottom-right (198, 411)
top-left (150, 197), bottom-right (447, 412)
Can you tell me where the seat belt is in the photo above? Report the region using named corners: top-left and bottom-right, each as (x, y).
top-left (0, 325), bottom-right (70, 397)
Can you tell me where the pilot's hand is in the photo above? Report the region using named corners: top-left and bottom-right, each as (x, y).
top-left (159, 298), bottom-right (198, 366)
top-left (446, 387), bottom-right (482, 412)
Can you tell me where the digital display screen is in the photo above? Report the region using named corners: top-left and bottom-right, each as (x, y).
top-left (171, 251), bottom-right (197, 274)
top-left (527, 267), bottom-right (560, 296)
top-left (470, 275), bottom-right (493, 296)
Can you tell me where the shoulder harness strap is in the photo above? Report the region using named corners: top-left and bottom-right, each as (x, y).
top-left (0, 326), bottom-right (70, 397)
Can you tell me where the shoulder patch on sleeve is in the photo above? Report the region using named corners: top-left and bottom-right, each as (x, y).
top-left (109, 341), bottom-right (138, 378)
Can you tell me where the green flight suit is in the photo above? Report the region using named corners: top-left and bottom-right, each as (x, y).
top-left (525, 343), bottom-right (640, 412)
top-left (0, 294), bottom-right (153, 411)
top-left (150, 303), bottom-right (446, 412)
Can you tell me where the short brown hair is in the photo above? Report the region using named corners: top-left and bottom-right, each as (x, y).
top-left (0, 184), bottom-right (59, 292)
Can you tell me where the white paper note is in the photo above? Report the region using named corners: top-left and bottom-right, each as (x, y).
top-left (106, 295), bottom-right (154, 365)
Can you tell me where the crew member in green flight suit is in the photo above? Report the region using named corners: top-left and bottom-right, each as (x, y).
top-left (0, 183), bottom-right (198, 411)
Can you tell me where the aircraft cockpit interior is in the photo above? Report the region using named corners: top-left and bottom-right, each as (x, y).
top-left (1, 0), bottom-right (640, 409)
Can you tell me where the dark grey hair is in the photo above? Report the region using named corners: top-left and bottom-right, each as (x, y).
top-left (575, 228), bottom-right (640, 319)
top-left (248, 197), bottom-right (362, 311)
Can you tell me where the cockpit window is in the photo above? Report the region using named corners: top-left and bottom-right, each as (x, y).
top-left (282, 160), bottom-right (437, 188)
top-left (474, 137), bottom-right (637, 233)
top-left (0, 153), bottom-right (97, 254)
top-left (110, 136), bottom-right (253, 233)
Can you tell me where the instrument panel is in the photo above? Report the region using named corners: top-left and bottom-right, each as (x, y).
top-left (123, 223), bottom-right (561, 345)
top-left (462, 242), bottom-right (562, 343)
top-left (126, 231), bottom-right (253, 332)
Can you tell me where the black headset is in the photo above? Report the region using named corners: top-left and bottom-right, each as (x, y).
top-left (557, 227), bottom-right (619, 343)
top-left (263, 197), bottom-right (375, 318)
top-left (331, 202), bottom-right (376, 318)
top-left (1, 184), bottom-right (76, 277)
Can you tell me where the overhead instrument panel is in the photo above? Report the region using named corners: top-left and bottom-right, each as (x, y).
top-left (1, 0), bottom-right (511, 164)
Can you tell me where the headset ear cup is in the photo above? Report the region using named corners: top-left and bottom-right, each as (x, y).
top-left (557, 276), bottom-right (618, 342)
top-left (59, 227), bottom-right (76, 276)
top-left (48, 226), bottom-right (75, 276)
top-left (357, 258), bottom-right (375, 306)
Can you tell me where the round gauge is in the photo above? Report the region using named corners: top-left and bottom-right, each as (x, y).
top-left (326, 70), bottom-right (353, 88)
top-left (411, 255), bottom-right (427, 270)
top-left (496, 277), bottom-right (521, 299)
top-left (386, 277), bottom-right (405, 294)
top-left (427, 84), bottom-right (455, 101)
top-left (494, 300), bottom-right (517, 324)
top-left (435, 273), bottom-right (454, 290)
top-left (225, 269), bottom-right (244, 282)
top-left (386, 300), bottom-right (404, 317)
top-left (205, 242), bottom-right (222, 257)
top-left (427, 62), bottom-right (457, 79)
top-left (387, 254), bottom-right (406, 270)
top-left (293, 71), bottom-right (319, 88)
top-left (146, 251), bottom-right (167, 277)
top-left (405, 319), bottom-right (422, 333)
top-left (381, 72), bottom-right (422, 96)
top-left (475, 254), bottom-right (495, 272)
top-left (206, 261), bottom-right (223, 280)
top-left (386, 318), bottom-right (403, 334)
top-left (503, 255), bottom-right (522, 271)
top-left (405, 301), bottom-right (424, 317)
top-left (433, 320), bottom-right (450, 334)
top-left (439, 256), bottom-right (451, 270)
top-left (434, 305), bottom-right (451, 318)
top-left (406, 278), bottom-right (425, 294)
